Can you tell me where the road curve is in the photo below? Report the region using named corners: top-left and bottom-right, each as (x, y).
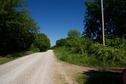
top-left (0, 50), bottom-right (55, 84)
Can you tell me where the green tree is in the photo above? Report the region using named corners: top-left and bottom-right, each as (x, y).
top-left (56, 38), bottom-right (67, 47)
top-left (34, 33), bottom-right (50, 52)
top-left (68, 29), bottom-right (81, 39)
top-left (0, 0), bottom-right (39, 55)
top-left (83, 0), bottom-right (126, 42)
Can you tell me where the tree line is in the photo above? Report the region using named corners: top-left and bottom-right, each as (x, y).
top-left (0, 0), bottom-right (50, 55)
top-left (83, 0), bottom-right (126, 42)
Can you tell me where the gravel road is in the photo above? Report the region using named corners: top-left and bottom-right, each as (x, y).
top-left (0, 50), bottom-right (56, 84)
top-left (0, 50), bottom-right (96, 84)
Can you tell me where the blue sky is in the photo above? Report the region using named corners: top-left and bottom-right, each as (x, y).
top-left (27, 0), bottom-right (86, 46)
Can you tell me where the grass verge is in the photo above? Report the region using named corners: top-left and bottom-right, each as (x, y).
top-left (54, 47), bottom-right (104, 67)
top-left (54, 47), bottom-right (126, 67)
top-left (54, 47), bottom-right (124, 84)
top-left (0, 57), bottom-right (14, 64)
top-left (0, 51), bottom-right (36, 65)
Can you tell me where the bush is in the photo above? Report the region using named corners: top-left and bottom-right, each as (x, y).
top-left (106, 36), bottom-right (126, 50)
top-left (56, 38), bottom-right (68, 47)
top-left (54, 47), bottom-right (97, 66)
top-left (66, 37), bottom-right (92, 54)
top-left (89, 43), bottom-right (126, 67)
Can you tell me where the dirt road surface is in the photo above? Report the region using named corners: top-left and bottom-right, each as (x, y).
top-left (0, 50), bottom-right (94, 84)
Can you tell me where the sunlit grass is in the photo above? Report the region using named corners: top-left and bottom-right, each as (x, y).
top-left (0, 57), bottom-right (14, 64)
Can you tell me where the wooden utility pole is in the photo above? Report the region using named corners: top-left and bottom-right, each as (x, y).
top-left (101, 0), bottom-right (105, 46)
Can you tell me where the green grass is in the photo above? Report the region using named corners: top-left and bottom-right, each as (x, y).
top-left (54, 47), bottom-right (90, 66)
top-left (54, 47), bottom-right (104, 67)
top-left (0, 51), bottom-right (36, 65)
top-left (75, 73), bottom-right (88, 84)
top-left (0, 57), bottom-right (14, 64)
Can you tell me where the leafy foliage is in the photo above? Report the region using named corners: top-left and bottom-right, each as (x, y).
top-left (83, 0), bottom-right (126, 41)
top-left (54, 30), bottom-right (126, 67)
top-left (34, 33), bottom-right (50, 52)
top-left (56, 38), bottom-right (68, 47)
top-left (0, 0), bottom-right (39, 55)
top-left (105, 35), bottom-right (126, 50)
top-left (89, 43), bottom-right (126, 66)
top-left (66, 37), bottom-right (92, 54)
top-left (68, 29), bottom-right (81, 38)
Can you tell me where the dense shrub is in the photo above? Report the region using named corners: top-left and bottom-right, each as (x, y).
top-left (88, 43), bottom-right (126, 66)
top-left (105, 36), bottom-right (126, 50)
top-left (66, 38), bottom-right (92, 54)
top-left (56, 38), bottom-right (68, 47)
top-left (68, 29), bottom-right (81, 38)
top-left (55, 38), bottom-right (126, 67)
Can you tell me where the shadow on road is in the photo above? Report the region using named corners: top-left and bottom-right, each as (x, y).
top-left (82, 70), bottom-right (123, 84)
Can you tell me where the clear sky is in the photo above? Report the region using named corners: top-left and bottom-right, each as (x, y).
top-left (27, 0), bottom-right (86, 46)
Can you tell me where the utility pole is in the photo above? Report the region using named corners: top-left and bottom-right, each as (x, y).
top-left (101, 0), bottom-right (105, 46)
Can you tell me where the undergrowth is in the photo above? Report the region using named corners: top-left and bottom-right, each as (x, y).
top-left (54, 46), bottom-right (126, 67)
